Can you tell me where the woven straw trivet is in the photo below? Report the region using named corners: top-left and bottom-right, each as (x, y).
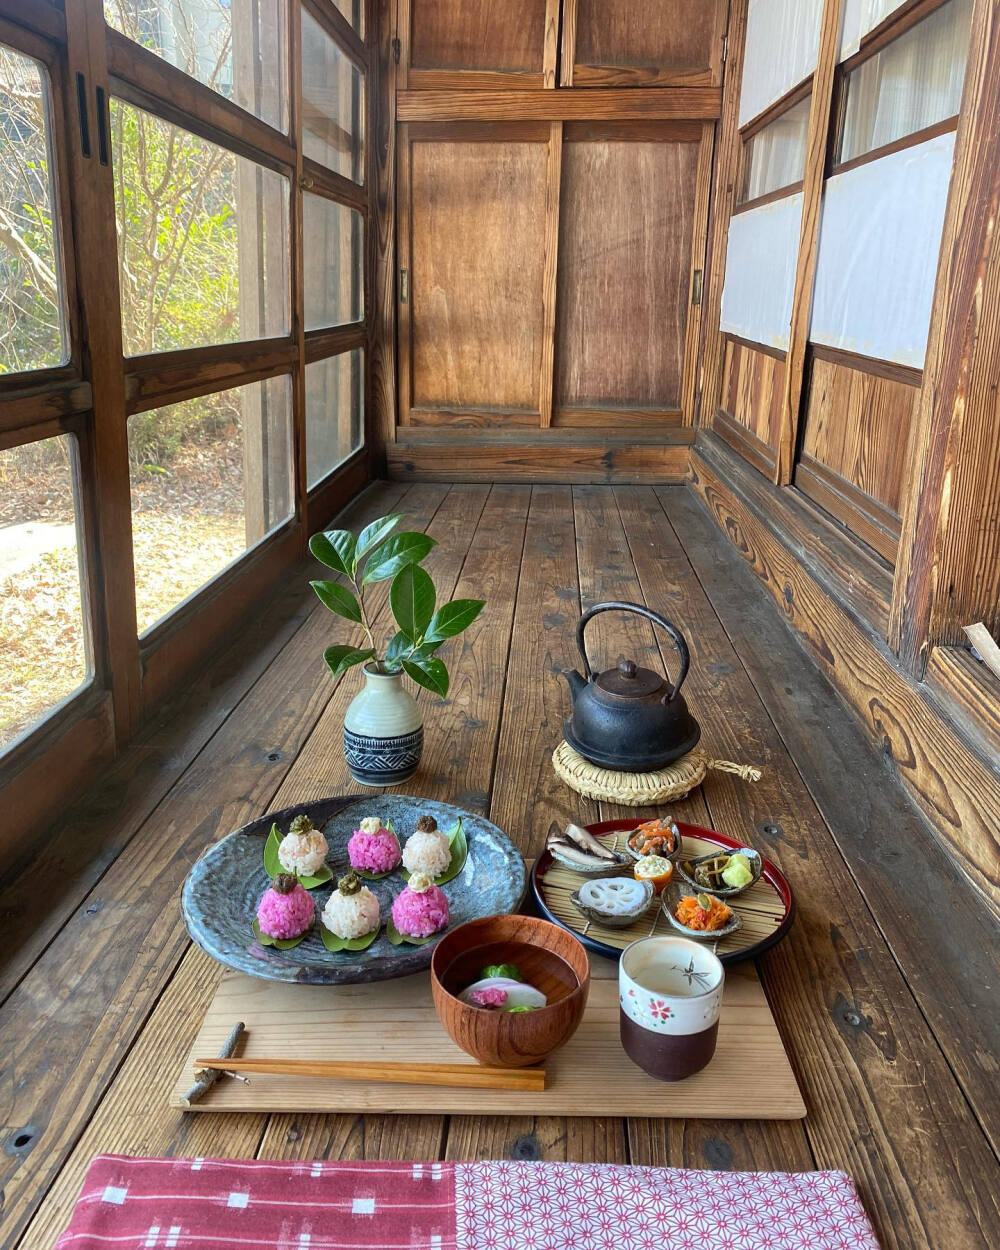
top-left (552, 740), bottom-right (762, 806)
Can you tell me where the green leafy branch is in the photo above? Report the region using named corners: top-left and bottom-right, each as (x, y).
top-left (308, 514), bottom-right (485, 698)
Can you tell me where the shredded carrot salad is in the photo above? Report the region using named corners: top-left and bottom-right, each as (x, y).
top-left (675, 895), bottom-right (732, 932)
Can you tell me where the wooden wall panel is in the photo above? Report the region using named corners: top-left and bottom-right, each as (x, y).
top-left (567, 0), bottom-right (727, 87)
top-left (800, 355), bottom-right (917, 516)
top-left (405, 0), bottom-right (553, 87)
top-left (554, 133), bottom-right (698, 418)
top-left (721, 336), bottom-right (786, 448)
top-left (403, 127), bottom-right (549, 419)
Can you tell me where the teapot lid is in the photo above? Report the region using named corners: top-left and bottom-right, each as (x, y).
top-left (595, 658), bottom-right (668, 699)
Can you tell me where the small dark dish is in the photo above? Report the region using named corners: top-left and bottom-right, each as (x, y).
top-left (620, 819), bottom-right (682, 863)
top-left (660, 879), bottom-right (743, 942)
top-left (570, 876), bottom-right (654, 929)
top-left (431, 914), bottom-right (590, 1068)
top-left (676, 847), bottom-right (763, 897)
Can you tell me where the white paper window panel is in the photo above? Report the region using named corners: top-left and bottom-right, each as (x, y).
top-left (810, 131), bottom-right (955, 369)
top-left (719, 192), bottom-right (804, 352)
top-left (739, 0), bottom-right (824, 126)
top-left (840, 0), bottom-right (908, 60)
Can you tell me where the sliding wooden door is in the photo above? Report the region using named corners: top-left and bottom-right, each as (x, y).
top-left (396, 119), bottom-right (714, 430)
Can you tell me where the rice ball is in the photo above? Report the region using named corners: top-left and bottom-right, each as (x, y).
top-left (322, 873), bottom-right (380, 939)
top-left (402, 829), bottom-right (451, 877)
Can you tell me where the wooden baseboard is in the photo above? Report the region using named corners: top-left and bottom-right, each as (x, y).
top-left (387, 437), bottom-right (693, 483)
top-left (689, 442), bottom-right (1000, 913)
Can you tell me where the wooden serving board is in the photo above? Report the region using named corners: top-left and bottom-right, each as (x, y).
top-left (173, 955), bottom-right (805, 1119)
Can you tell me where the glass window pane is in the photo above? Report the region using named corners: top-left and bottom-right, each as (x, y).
top-left (740, 95), bottom-right (811, 204)
top-left (334, 0), bottom-right (364, 36)
top-left (128, 376), bottom-right (293, 632)
top-left (305, 348), bottom-right (364, 487)
top-left (840, 0), bottom-right (973, 164)
top-left (104, 0), bottom-right (286, 131)
top-left (301, 8), bottom-right (365, 182)
top-left (112, 101), bottom-right (290, 355)
top-left (0, 44), bottom-right (66, 374)
top-left (1, 436), bottom-right (89, 749)
top-left (303, 192), bottom-right (364, 330)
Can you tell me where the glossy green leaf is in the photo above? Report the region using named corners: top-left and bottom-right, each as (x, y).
top-left (321, 923), bottom-right (380, 952)
top-left (251, 917), bottom-right (308, 950)
top-left (297, 863), bottom-right (333, 889)
top-left (309, 529), bottom-right (357, 576)
top-left (424, 599), bottom-right (485, 644)
top-left (385, 630), bottom-right (411, 667)
top-left (361, 532), bottom-right (436, 585)
top-left (310, 579), bottom-right (362, 623)
top-left (356, 514), bottom-right (402, 560)
top-left (385, 915), bottom-right (437, 946)
top-left (324, 645), bottom-right (376, 677)
top-left (263, 823), bottom-right (282, 878)
top-left (358, 866), bottom-right (397, 881)
top-left (390, 563), bottom-right (436, 641)
top-left (402, 655), bottom-right (449, 698)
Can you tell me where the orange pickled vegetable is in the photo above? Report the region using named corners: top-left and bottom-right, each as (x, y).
top-left (675, 893), bottom-right (732, 932)
top-left (633, 855), bottom-right (674, 894)
top-left (626, 818), bottom-right (678, 859)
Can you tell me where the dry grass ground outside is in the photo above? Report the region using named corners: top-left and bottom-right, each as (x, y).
top-left (1, 434), bottom-right (247, 749)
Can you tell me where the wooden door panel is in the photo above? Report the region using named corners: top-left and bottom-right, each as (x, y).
top-left (553, 125), bottom-right (700, 423)
top-left (402, 0), bottom-right (558, 90)
top-left (399, 123), bottom-right (551, 423)
top-left (564, 0), bottom-right (727, 87)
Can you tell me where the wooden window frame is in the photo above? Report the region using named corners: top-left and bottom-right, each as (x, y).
top-left (829, 0), bottom-right (965, 176)
top-left (733, 80), bottom-right (811, 214)
top-left (0, 0), bottom-right (376, 842)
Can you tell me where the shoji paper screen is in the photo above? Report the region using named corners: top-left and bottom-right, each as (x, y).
top-left (810, 132), bottom-right (955, 368)
top-left (739, 0), bottom-right (824, 125)
top-left (720, 194), bottom-right (804, 351)
top-left (840, 0), bottom-right (908, 59)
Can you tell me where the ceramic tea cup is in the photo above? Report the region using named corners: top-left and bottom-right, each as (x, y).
top-left (619, 935), bottom-right (724, 1081)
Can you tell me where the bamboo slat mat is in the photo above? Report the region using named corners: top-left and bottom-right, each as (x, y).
top-left (537, 833), bottom-right (788, 959)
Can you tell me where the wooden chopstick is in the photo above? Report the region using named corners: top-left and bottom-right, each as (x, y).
top-left (195, 1057), bottom-right (546, 1092)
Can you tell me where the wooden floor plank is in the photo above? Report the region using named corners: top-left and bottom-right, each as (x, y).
top-left (3, 484), bottom-right (451, 1250)
top-left (613, 485), bottom-right (999, 1249)
top-left (0, 481), bottom-right (409, 1006)
top-left (446, 485), bottom-right (628, 1166)
top-left (661, 484), bottom-right (1000, 1159)
top-left (259, 484), bottom-right (528, 1163)
top-left (574, 486), bottom-right (814, 1175)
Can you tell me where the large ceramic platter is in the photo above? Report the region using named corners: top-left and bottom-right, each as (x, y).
top-left (183, 795), bottom-right (526, 984)
top-left (532, 820), bottom-right (794, 966)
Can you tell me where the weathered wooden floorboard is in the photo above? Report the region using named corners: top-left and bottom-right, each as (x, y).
top-left (575, 486), bottom-right (814, 1175)
top-left (446, 484), bottom-right (628, 1166)
top-left (0, 480), bottom-right (408, 1006)
top-left (616, 484), bottom-right (1000, 1249)
top-left (3, 483), bottom-right (451, 1250)
top-left (660, 483), bottom-right (1000, 1160)
top-left (258, 484), bottom-right (526, 1163)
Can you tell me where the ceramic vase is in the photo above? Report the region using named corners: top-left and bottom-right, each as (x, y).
top-left (343, 665), bottom-right (423, 786)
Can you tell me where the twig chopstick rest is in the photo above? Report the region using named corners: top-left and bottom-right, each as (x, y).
top-left (183, 1021), bottom-right (246, 1105)
top-left (194, 1057), bottom-right (547, 1092)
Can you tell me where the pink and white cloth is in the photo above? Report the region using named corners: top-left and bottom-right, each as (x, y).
top-left (56, 1155), bottom-right (881, 1250)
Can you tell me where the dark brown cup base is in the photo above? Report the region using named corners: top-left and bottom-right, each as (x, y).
top-left (620, 1010), bottom-right (719, 1081)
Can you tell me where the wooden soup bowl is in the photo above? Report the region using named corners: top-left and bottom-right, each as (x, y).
top-left (431, 914), bottom-right (590, 1068)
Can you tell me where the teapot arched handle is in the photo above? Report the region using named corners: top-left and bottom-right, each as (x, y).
top-left (576, 601), bottom-right (691, 703)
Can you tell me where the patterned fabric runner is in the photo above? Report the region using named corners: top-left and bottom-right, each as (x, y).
top-left (55, 1155), bottom-right (881, 1249)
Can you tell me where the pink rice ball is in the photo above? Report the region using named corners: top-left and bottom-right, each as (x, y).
top-left (256, 881), bottom-right (315, 939)
top-left (391, 882), bottom-right (450, 938)
top-left (347, 827), bottom-right (401, 874)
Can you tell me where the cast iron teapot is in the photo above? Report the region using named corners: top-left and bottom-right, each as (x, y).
top-left (563, 602), bottom-right (700, 771)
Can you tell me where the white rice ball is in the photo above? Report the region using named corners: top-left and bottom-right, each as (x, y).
top-left (402, 829), bottom-right (451, 877)
top-left (322, 885), bottom-right (380, 939)
top-left (278, 829), bottom-right (328, 876)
